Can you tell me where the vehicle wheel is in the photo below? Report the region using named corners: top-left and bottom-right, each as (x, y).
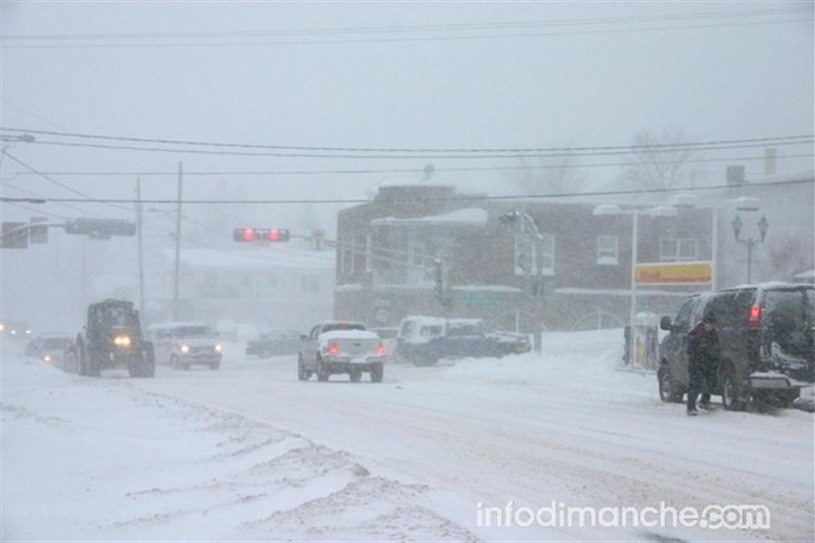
top-left (209, 362), bottom-right (220, 370)
top-left (76, 336), bottom-right (87, 376)
top-left (370, 363), bottom-right (384, 383)
top-left (316, 356), bottom-right (330, 382)
top-left (170, 355), bottom-right (180, 370)
top-left (777, 390), bottom-right (800, 408)
top-left (721, 370), bottom-right (746, 411)
top-left (658, 365), bottom-right (683, 403)
top-left (349, 368), bottom-right (362, 382)
top-left (86, 349), bottom-right (102, 377)
top-left (297, 356), bottom-right (309, 381)
top-left (142, 346), bottom-right (156, 378)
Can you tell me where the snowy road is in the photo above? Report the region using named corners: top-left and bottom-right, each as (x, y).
top-left (3, 329), bottom-right (813, 542)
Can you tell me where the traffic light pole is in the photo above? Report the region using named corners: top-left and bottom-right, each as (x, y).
top-left (172, 162), bottom-right (183, 321)
top-left (136, 177), bottom-right (146, 318)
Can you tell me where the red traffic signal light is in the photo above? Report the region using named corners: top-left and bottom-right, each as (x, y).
top-left (233, 228), bottom-right (290, 243)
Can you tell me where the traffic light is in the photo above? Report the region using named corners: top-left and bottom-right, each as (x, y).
top-left (1, 222), bottom-right (28, 249)
top-left (233, 228), bottom-right (290, 243)
top-left (64, 218), bottom-right (136, 238)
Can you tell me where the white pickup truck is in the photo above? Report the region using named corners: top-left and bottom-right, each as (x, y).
top-left (298, 321), bottom-right (386, 382)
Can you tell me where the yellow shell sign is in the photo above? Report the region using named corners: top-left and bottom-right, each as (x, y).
top-left (635, 262), bottom-right (713, 285)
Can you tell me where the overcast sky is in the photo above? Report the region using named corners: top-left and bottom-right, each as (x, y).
top-left (2, 1), bottom-right (813, 208)
top-left (1, 1), bottom-right (813, 327)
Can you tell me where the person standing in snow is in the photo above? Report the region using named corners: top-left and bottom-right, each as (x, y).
top-left (686, 312), bottom-right (721, 416)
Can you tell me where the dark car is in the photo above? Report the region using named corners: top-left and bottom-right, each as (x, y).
top-left (246, 329), bottom-right (302, 358)
top-left (657, 283), bottom-right (814, 410)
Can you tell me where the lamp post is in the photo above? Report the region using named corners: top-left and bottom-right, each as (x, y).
top-left (592, 204), bottom-right (677, 365)
top-left (731, 212), bottom-right (769, 283)
top-left (500, 209), bottom-right (546, 354)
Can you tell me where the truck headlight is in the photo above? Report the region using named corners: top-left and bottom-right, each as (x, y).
top-left (114, 335), bottom-right (132, 347)
top-left (179, 344), bottom-right (190, 354)
top-left (214, 344), bottom-right (223, 353)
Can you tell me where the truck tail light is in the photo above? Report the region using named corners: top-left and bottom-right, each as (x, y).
top-left (328, 342), bottom-right (339, 357)
top-left (748, 305), bottom-right (761, 329)
top-left (377, 343), bottom-right (386, 358)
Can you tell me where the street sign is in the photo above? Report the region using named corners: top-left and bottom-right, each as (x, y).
top-left (635, 262), bottom-right (713, 285)
top-left (64, 218), bottom-right (136, 238)
top-left (1, 222), bottom-right (28, 249)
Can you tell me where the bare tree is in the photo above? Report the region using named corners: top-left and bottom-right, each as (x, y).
top-left (766, 232), bottom-right (814, 281)
top-left (625, 127), bottom-right (697, 191)
top-left (508, 147), bottom-right (584, 196)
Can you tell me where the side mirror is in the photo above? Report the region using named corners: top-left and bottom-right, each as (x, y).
top-left (660, 316), bottom-right (673, 331)
top-left (300, 334), bottom-right (307, 342)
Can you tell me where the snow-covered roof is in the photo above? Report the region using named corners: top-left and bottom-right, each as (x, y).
top-left (146, 321), bottom-right (208, 330)
top-left (370, 208), bottom-right (489, 227)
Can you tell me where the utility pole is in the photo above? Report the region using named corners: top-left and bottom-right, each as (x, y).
top-left (136, 177), bottom-right (145, 318)
top-left (172, 162), bottom-right (183, 320)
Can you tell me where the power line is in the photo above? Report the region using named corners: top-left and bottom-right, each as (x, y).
top-left (16, 138), bottom-right (815, 160)
top-left (2, 10), bottom-right (810, 49)
top-left (0, 179), bottom-right (105, 217)
top-left (0, 148), bottom-right (133, 214)
top-left (2, 127), bottom-right (811, 155)
top-left (2, 153), bottom-right (813, 180)
top-left (3, 7), bottom-right (806, 42)
top-left (2, 178), bottom-right (810, 206)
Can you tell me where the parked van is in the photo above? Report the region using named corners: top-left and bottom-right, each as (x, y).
top-left (657, 283), bottom-right (814, 409)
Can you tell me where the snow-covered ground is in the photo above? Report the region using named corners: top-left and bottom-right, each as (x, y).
top-left (2, 329), bottom-right (813, 542)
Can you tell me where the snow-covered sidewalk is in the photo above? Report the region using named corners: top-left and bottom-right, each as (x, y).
top-left (2, 329), bottom-right (813, 542)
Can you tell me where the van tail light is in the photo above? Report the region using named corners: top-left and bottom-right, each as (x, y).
top-left (327, 342), bottom-right (339, 357)
top-left (748, 305), bottom-right (762, 328)
top-left (377, 343), bottom-right (386, 358)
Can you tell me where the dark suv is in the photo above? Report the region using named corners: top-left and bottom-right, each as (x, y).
top-left (657, 283), bottom-right (814, 410)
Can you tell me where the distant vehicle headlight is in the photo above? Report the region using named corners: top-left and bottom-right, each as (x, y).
top-left (43, 355), bottom-right (52, 363)
top-left (180, 344), bottom-right (190, 354)
top-left (214, 344), bottom-right (223, 353)
top-left (114, 335), bottom-right (132, 347)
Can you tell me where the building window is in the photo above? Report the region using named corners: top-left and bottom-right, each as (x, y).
top-left (302, 275), bottom-right (319, 293)
top-left (597, 235), bottom-right (619, 265)
top-left (660, 238), bottom-right (697, 262)
top-left (514, 233), bottom-right (555, 276)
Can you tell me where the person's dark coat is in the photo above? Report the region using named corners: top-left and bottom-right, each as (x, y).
top-left (686, 320), bottom-right (721, 411)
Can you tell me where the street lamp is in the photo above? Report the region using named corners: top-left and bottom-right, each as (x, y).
top-left (592, 204), bottom-right (677, 362)
top-left (500, 209), bottom-right (547, 354)
top-left (731, 212), bottom-right (769, 283)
